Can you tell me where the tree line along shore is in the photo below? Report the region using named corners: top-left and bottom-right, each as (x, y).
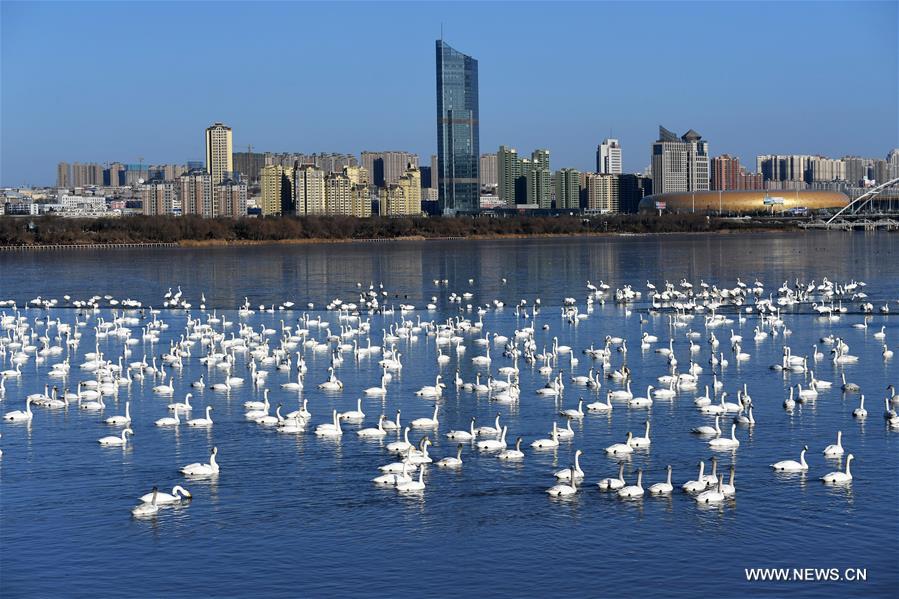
top-left (0, 214), bottom-right (795, 246)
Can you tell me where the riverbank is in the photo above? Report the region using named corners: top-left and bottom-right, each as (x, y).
top-left (0, 213), bottom-right (800, 247)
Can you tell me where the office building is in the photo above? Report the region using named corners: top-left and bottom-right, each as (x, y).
top-left (480, 153), bottom-right (498, 190)
top-left (618, 174), bottom-right (653, 213)
top-left (651, 126), bottom-right (710, 193)
top-left (260, 164), bottom-right (292, 216)
top-left (179, 171), bottom-right (214, 217)
top-left (597, 139), bottom-right (622, 174)
top-left (215, 178), bottom-right (248, 217)
top-left (205, 122), bottom-right (233, 185)
top-left (554, 168), bottom-right (580, 210)
top-left (57, 162), bottom-right (71, 187)
top-left (436, 40), bottom-right (479, 214)
top-left (141, 181), bottom-right (177, 216)
top-left (295, 165), bottom-right (327, 215)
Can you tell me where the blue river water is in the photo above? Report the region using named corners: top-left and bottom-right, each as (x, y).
top-left (0, 232), bottom-right (897, 598)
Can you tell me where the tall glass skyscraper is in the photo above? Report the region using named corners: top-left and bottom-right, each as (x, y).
top-left (436, 40), bottom-right (479, 214)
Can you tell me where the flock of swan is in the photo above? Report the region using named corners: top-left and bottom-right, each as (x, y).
top-left (1, 275), bottom-right (896, 517)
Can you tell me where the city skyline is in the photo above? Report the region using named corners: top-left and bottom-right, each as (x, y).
top-left (2, 1), bottom-right (897, 187)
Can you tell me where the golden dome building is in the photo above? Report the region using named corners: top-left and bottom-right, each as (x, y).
top-left (639, 190), bottom-right (849, 214)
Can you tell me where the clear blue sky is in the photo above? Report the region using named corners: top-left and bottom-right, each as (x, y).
top-left (1, 1), bottom-right (896, 186)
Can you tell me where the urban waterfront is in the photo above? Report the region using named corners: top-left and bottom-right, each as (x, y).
top-left (1, 232), bottom-right (897, 598)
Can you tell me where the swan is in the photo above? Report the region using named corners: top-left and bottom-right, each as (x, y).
top-left (734, 405), bottom-right (755, 425)
top-left (546, 469), bottom-right (578, 496)
top-left (180, 447), bottom-right (220, 476)
top-left (629, 421), bottom-right (651, 447)
top-left (357, 416), bottom-right (387, 438)
top-left (605, 432), bottom-right (634, 455)
top-left (651, 383), bottom-right (675, 400)
top-left (708, 423), bottom-right (740, 449)
top-left (884, 345), bottom-right (894, 360)
top-left (372, 462), bottom-right (412, 486)
top-left (783, 387), bottom-right (796, 411)
top-left (477, 425), bottom-right (508, 451)
top-left (530, 423), bottom-right (560, 449)
top-left (771, 445), bottom-right (809, 472)
top-left (395, 466), bottom-right (426, 492)
top-left (587, 391), bottom-right (613, 412)
top-left (314, 410), bottom-right (343, 437)
top-left (364, 374), bottom-right (388, 396)
top-left (648, 465), bottom-right (674, 495)
top-left (245, 396), bottom-right (271, 420)
top-left (559, 398), bottom-right (585, 420)
top-left (386, 427), bottom-right (413, 453)
top-left (476, 413), bottom-right (502, 437)
top-left (139, 485), bottom-right (192, 504)
top-left (446, 417), bottom-right (476, 441)
top-left (823, 430), bottom-right (844, 457)
top-left (498, 437), bottom-right (525, 460)
top-left (821, 454), bottom-right (854, 483)
top-left (155, 408), bottom-right (180, 427)
top-left (695, 478), bottom-right (725, 504)
top-left (338, 398), bottom-right (365, 422)
top-left (410, 404), bottom-right (439, 428)
top-left (381, 409), bottom-right (401, 431)
top-left (79, 393), bottom-right (105, 411)
top-left (435, 444), bottom-right (464, 468)
top-left (152, 374), bottom-right (175, 395)
top-left (471, 347), bottom-right (491, 366)
top-left (721, 465), bottom-right (737, 497)
top-left (692, 415), bottom-right (722, 436)
top-left (105, 401), bottom-right (131, 425)
top-left (840, 373), bottom-right (860, 393)
top-left (191, 376), bottom-right (205, 388)
top-left (796, 383), bottom-right (817, 402)
top-left (187, 406), bottom-right (214, 427)
top-left (682, 461), bottom-right (707, 493)
top-left (415, 375), bottom-right (444, 397)
top-left (597, 463), bottom-right (626, 491)
top-left (131, 487), bottom-right (159, 517)
top-left (700, 392), bottom-right (727, 416)
top-left (554, 449), bottom-right (584, 480)
top-left (318, 367), bottom-right (344, 391)
top-left (617, 468), bottom-right (644, 499)
top-left (98, 428), bottom-right (133, 446)
top-left (852, 395), bottom-right (867, 418)
top-left (209, 377), bottom-right (232, 392)
top-left (629, 386), bottom-right (654, 408)
top-left (609, 381), bottom-right (633, 400)
top-left (167, 393), bottom-right (193, 413)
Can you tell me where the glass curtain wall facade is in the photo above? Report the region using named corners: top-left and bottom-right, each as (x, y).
top-left (436, 40), bottom-right (479, 214)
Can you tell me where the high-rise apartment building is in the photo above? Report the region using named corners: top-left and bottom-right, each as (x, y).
top-left (260, 165), bottom-right (291, 216)
top-left (179, 171), bottom-right (215, 217)
top-left (479, 153), bottom-right (498, 190)
top-left (756, 154), bottom-right (811, 184)
top-left (841, 156), bottom-right (869, 185)
top-left (70, 162), bottom-right (104, 187)
top-left (57, 162), bottom-right (71, 187)
top-left (872, 160), bottom-right (891, 184)
top-left (205, 123), bottom-right (233, 185)
top-left (497, 146), bottom-right (520, 205)
top-left (597, 139), bottom-right (622, 174)
top-left (105, 163), bottom-right (125, 187)
top-left (554, 168), bottom-right (580, 210)
top-left (141, 181), bottom-right (177, 215)
top-left (651, 126), bottom-right (710, 193)
top-left (436, 40), bottom-right (479, 214)
top-left (343, 165), bottom-right (369, 187)
top-left (526, 149), bottom-right (551, 208)
top-left (294, 165), bottom-right (326, 215)
top-left (381, 165), bottom-right (422, 216)
top-left (215, 178), bottom-right (248, 217)
top-left (583, 173), bottom-right (620, 213)
top-left (360, 151), bottom-right (418, 187)
top-left (710, 155), bottom-right (740, 191)
top-left (888, 149), bottom-right (899, 179)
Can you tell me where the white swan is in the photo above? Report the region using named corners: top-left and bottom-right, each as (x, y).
top-left (395, 466), bottom-right (426, 492)
top-left (498, 437), bottom-right (525, 461)
top-left (155, 408), bottom-right (180, 427)
top-left (530, 423), bottom-right (560, 449)
top-left (852, 395), bottom-right (867, 418)
top-left (629, 421), bottom-right (651, 447)
top-left (446, 417), bottom-right (476, 441)
top-left (98, 427), bottom-right (133, 446)
top-left (708, 423), bottom-right (740, 449)
top-left (546, 469), bottom-right (578, 496)
top-left (435, 444), bottom-right (464, 468)
top-left (559, 399), bottom-right (585, 420)
top-left (139, 485), bottom-right (192, 504)
top-left (682, 461), bottom-right (707, 493)
top-left (386, 427), bottom-right (413, 453)
top-left (167, 392), bottom-right (193, 413)
top-left (695, 478), bottom-right (725, 504)
top-left (823, 430), bottom-right (844, 457)
top-left (617, 468), bottom-right (644, 498)
top-left (597, 462), bottom-right (626, 490)
top-left (105, 401), bottom-right (131, 425)
top-left (821, 454), bottom-right (854, 483)
top-left (180, 446), bottom-right (219, 476)
top-left (587, 391), bottom-right (613, 412)
top-left (187, 406), bottom-right (214, 427)
top-left (692, 415), bottom-right (721, 436)
top-left (314, 409), bottom-right (343, 437)
top-left (648, 465), bottom-right (673, 495)
top-left (410, 404), bottom-right (439, 428)
top-left (477, 425), bottom-right (508, 451)
top-left (357, 416), bottom-right (387, 438)
top-left (605, 432), bottom-right (634, 455)
top-left (338, 398), bottom-right (365, 422)
top-left (554, 449), bottom-right (584, 480)
top-left (771, 445), bottom-right (809, 472)
top-left (415, 375), bottom-right (444, 398)
top-left (131, 487), bottom-right (159, 517)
